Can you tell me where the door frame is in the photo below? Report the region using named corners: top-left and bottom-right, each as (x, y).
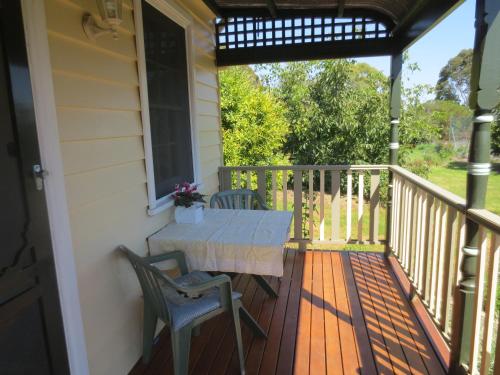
top-left (20, 1), bottom-right (89, 374)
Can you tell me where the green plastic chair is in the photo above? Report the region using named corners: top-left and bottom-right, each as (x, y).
top-left (210, 188), bottom-right (268, 210)
top-left (119, 245), bottom-right (259, 375)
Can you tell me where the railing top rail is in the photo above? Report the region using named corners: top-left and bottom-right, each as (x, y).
top-left (220, 164), bottom-right (389, 171)
top-left (390, 165), bottom-right (467, 212)
top-left (468, 209), bottom-right (500, 235)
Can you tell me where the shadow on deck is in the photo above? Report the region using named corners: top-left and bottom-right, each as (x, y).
top-left (130, 250), bottom-right (445, 375)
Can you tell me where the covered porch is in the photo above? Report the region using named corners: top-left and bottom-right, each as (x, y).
top-left (132, 249), bottom-right (445, 374)
top-left (136, 0), bottom-right (499, 372)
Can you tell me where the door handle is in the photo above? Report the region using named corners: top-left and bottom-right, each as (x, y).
top-left (32, 164), bottom-right (48, 191)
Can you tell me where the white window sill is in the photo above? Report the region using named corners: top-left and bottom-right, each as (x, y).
top-left (147, 198), bottom-right (175, 216)
top-left (147, 182), bottom-right (204, 217)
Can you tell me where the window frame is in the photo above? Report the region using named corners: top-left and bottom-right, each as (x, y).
top-left (134, 0), bottom-right (201, 216)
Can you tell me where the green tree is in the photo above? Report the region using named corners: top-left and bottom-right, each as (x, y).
top-left (435, 49), bottom-right (473, 104)
top-left (423, 100), bottom-right (471, 140)
top-left (267, 60), bottom-right (390, 166)
top-left (219, 66), bottom-right (289, 167)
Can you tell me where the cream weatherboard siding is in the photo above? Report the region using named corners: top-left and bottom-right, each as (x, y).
top-left (43, 0), bottom-right (221, 373)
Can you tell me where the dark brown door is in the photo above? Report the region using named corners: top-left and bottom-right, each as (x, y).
top-left (0, 1), bottom-right (70, 374)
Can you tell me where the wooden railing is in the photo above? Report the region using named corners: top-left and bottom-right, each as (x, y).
top-left (390, 165), bottom-right (500, 374)
top-left (218, 165), bottom-right (388, 245)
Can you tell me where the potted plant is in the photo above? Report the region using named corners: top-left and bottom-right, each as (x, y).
top-left (173, 182), bottom-right (206, 224)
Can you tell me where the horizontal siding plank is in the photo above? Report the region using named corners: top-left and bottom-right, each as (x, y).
top-left (197, 100), bottom-right (219, 117)
top-left (196, 68), bottom-right (218, 88)
top-left (65, 160), bottom-right (147, 210)
top-left (201, 173), bottom-right (219, 194)
top-left (198, 144), bottom-right (221, 162)
top-left (53, 73), bottom-right (140, 110)
top-left (61, 137), bottom-right (144, 175)
top-left (192, 29), bottom-right (215, 57)
top-left (45, 0), bottom-right (136, 59)
top-left (201, 157), bottom-right (220, 178)
top-left (48, 34), bottom-right (139, 86)
top-left (196, 114), bottom-right (220, 132)
top-left (57, 107), bottom-right (142, 141)
top-left (196, 82), bottom-right (218, 102)
top-left (195, 51), bottom-right (217, 71)
top-left (198, 131), bottom-right (220, 147)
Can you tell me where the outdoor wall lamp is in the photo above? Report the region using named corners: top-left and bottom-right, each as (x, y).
top-left (83, 0), bottom-right (123, 40)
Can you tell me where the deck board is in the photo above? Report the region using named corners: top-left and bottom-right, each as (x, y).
top-left (130, 251), bottom-right (446, 375)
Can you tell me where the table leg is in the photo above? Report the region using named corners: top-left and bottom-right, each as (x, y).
top-left (239, 306), bottom-right (267, 338)
top-left (252, 275), bottom-right (278, 298)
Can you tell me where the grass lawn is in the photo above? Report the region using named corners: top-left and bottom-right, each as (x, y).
top-left (428, 161), bottom-right (500, 214)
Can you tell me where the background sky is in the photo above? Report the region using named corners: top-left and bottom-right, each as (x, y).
top-left (356, 0), bottom-right (475, 90)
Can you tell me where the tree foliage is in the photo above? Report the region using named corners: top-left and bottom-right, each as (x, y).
top-left (219, 66), bottom-right (289, 167)
top-left (435, 49), bottom-right (473, 105)
top-left (263, 60), bottom-right (390, 166)
top-left (423, 100), bottom-right (471, 140)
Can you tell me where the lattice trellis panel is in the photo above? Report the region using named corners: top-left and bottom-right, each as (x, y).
top-left (216, 16), bottom-right (389, 50)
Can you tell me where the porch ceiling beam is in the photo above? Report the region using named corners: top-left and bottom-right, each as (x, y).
top-left (202, 0), bottom-right (222, 17)
top-left (266, 0), bottom-right (277, 17)
top-left (393, 0), bottom-right (463, 50)
top-left (216, 39), bottom-right (395, 66)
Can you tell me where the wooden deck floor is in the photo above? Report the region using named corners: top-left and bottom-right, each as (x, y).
top-left (130, 250), bottom-right (445, 375)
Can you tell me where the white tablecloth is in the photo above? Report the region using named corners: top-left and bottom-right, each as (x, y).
top-left (148, 208), bottom-right (293, 277)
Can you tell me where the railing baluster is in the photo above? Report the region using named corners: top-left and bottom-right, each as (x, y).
top-left (440, 207), bottom-right (457, 332)
top-left (417, 191), bottom-right (428, 294)
top-left (455, 213), bottom-right (466, 286)
top-left (346, 170), bottom-right (352, 242)
top-left (308, 170), bottom-right (314, 240)
top-left (393, 175), bottom-right (401, 254)
top-left (331, 170), bottom-right (341, 242)
top-left (271, 170), bottom-right (277, 210)
top-left (358, 172), bottom-right (364, 243)
top-left (409, 185), bottom-right (418, 282)
top-left (480, 234), bottom-right (499, 374)
top-left (282, 169), bottom-right (288, 211)
top-left (435, 203), bottom-right (448, 322)
top-left (293, 170), bottom-right (303, 244)
top-left (402, 182), bottom-right (410, 271)
top-left (413, 189), bottom-right (423, 289)
top-left (370, 170), bottom-right (380, 244)
top-left (429, 200), bottom-right (442, 313)
top-left (423, 195), bottom-right (435, 304)
top-left (396, 179), bottom-right (406, 260)
top-left (236, 170), bottom-right (241, 189)
top-left (257, 169), bottom-right (266, 204)
top-left (246, 170), bottom-right (252, 190)
top-left (469, 227), bottom-right (488, 373)
top-left (319, 170), bottom-right (325, 241)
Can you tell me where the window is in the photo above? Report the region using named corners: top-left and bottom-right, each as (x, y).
top-left (136, 0), bottom-right (198, 215)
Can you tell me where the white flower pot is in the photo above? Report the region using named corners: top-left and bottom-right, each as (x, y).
top-left (174, 203), bottom-right (204, 224)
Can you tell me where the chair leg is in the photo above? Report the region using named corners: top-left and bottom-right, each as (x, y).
top-left (142, 303), bottom-right (157, 364)
top-left (232, 301), bottom-right (246, 375)
top-left (239, 305), bottom-right (267, 338)
top-left (171, 325), bottom-right (192, 375)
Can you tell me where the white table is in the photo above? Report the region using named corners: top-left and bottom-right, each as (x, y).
top-left (148, 208), bottom-right (293, 297)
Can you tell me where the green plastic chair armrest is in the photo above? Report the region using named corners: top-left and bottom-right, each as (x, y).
top-left (178, 274), bottom-right (232, 294)
top-left (144, 250), bottom-right (188, 275)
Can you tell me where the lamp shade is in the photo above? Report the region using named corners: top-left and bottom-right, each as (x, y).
top-left (97, 0), bottom-right (123, 27)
